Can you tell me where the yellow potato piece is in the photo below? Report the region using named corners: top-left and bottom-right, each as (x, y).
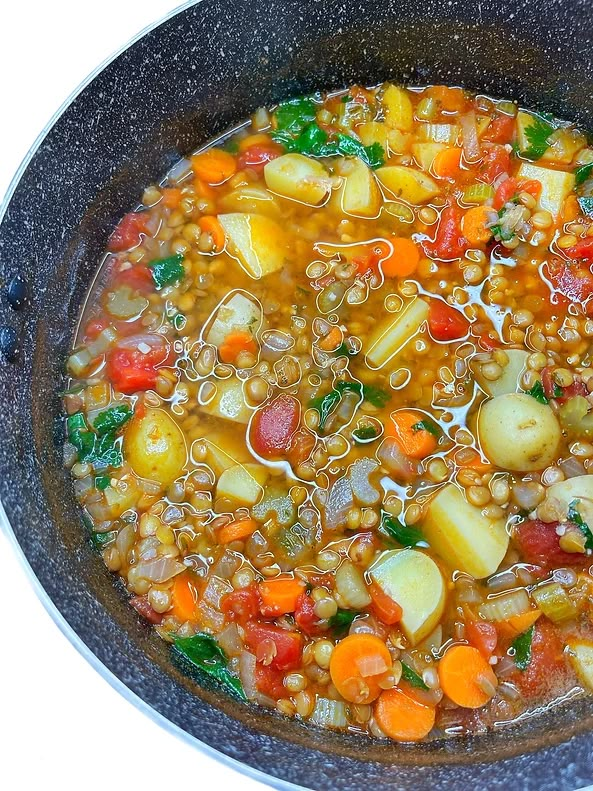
top-left (203, 290), bottom-right (262, 347)
top-left (123, 408), bottom-right (187, 487)
top-left (216, 463), bottom-right (269, 506)
top-left (264, 153), bottom-right (331, 206)
top-left (567, 639), bottom-right (593, 691)
top-left (382, 85), bottom-right (414, 132)
top-left (516, 162), bottom-right (575, 219)
top-left (411, 142), bottom-right (446, 172)
top-left (369, 549), bottom-right (446, 646)
top-left (218, 213), bottom-right (288, 278)
top-left (200, 376), bottom-right (252, 424)
top-left (341, 159), bottom-right (382, 218)
top-left (365, 298), bottom-right (429, 369)
top-left (376, 165), bottom-right (440, 204)
top-left (472, 348), bottom-right (529, 397)
top-left (421, 483), bottom-right (509, 579)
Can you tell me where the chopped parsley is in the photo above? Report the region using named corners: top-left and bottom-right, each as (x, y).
top-left (275, 97), bottom-right (317, 134)
top-left (89, 530), bottom-right (116, 550)
top-left (310, 381), bottom-right (390, 432)
top-left (525, 380), bottom-right (549, 404)
top-left (412, 419), bottom-right (440, 438)
top-left (328, 609), bottom-right (358, 637)
top-left (173, 633), bottom-right (245, 699)
top-left (94, 475), bottom-right (111, 491)
top-left (272, 119), bottom-right (385, 169)
top-left (511, 625), bottom-right (534, 671)
top-left (381, 513), bottom-right (426, 548)
top-left (353, 425), bottom-right (379, 442)
top-left (567, 499), bottom-right (593, 550)
top-left (401, 662), bottom-right (429, 690)
top-left (148, 254), bottom-right (185, 290)
top-left (334, 342), bottom-right (358, 358)
top-left (67, 408), bottom-right (131, 469)
top-left (522, 114), bottom-right (555, 160)
top-left (93, 404), bottom-right (133, 435)
top-left (575, 162), bottom-right (593, 187)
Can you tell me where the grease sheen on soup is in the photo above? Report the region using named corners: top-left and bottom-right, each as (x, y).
top-left (63, 83), bottom-right (593, 742)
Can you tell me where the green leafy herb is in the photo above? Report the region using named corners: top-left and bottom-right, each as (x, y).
top-left (575, 162), bottom-right (593, 186)
top-left (401, 662), bottom-right (429, 690)
top-left (525, 380), bottom-right (549, 404)
top-left (93, 404), bottom-right (133, 435)
top-left (578, 196), bottom-right (593, 218)
top-left (361, 383), bottom-right (391, 408)
top-left (341, 94), bottom-right (352, 104)
top-left (148, 254), bottom-right (185, 290)
top-left (67, 412), bottom-right (124, 468)
top-left (275, 97), bottom-right (317, 133)
top-left (522, 114), bottom-right (555, 160)
top-left (273, 121), bottom-right (385, 168)
top-left (95, 475), bottom-right (111, 491)
top-left (567, 499), bottom-right (593, 550)
top-left (90, 530), bottom-right (116, 550)
top-left (511, 625), bottom-right (534, 671)
top-left (334, 342), bottom-right (358, 358)
top-left (381, 514), bottom-right (426, 548)
top-left (173, 633), bottom-right (245, 699)
top-left (412, 419), bottom-right (440, 438)
top-left (310, 380), bottom-right (390, 432)
top-left (353, 425), bottom-right (379, 442)
top-left (328, 609), bottom-right (357, 637)
top-left (334, 134), bottom-right (385, 169)
top-left (223, 139), bottom-right (240, 154)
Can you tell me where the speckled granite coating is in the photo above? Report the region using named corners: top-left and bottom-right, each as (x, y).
top-left (1, 0), bottom-right (593, 788)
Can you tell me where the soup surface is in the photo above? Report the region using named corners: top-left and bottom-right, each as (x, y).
top-left (64, 84), bottom-right (593, 742)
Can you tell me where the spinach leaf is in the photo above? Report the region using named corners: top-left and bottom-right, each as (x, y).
top-left (90, 530), bottom-right (116, 550)
top-left (353, 425), bottom-right (379, 442)
top-left (273, 122), bottom-right (384, 168)
top-left (401, 662), bottom-right (429, 690)
top-left (95, 475), bottom-right (111, 491)
top-left (381, 514), bottom-right (425, 548)
top-left (148, 254), bottom-right (185, 290)
top-left (575, 162), bottom-right (593, 187)
top-left (67, 412), bottom-right (124, 468)
top-left (567, 499), bottom-right (593, 550)
top-left (412, 419), bottom-right (440, 438)
top-left (275, 97), bottom-right (317, 133)
top-left (578, 197), bottom-right (593, 218)
top-left (335, 342), bottom-right (358, 358)
top-left (525, 380), bottom-right (549, 404)
top-left (361, 383), bottom-right (391, 408)
top-left (511, 625), bottom-right (534, 671)
top-left (522, 114), bottom-right (555, 160)
top-left (173, 633), bottom-right (246, 699)
top-left (328, 609), bottom-right (357, 637)
top-left (334, 134), bottom-right (385, 169)
top-left (93, 404), bottom-right (133, 435)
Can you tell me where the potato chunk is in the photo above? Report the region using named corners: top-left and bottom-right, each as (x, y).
top-left (376, 165), bottom-right (440, 204)
top-left (340, 158), bottom-right (382, 218)
top-left (264, 153), bottom-right (331, 206)
top-left (516, 162), bottom-right (575, 218)
top-left (567, 639), bottom-right (593, 691)
top-left (382, 85), bottom-right (414, 132)
top-left (421, 484), bottom-right (509, 579)
top-left (123, 408), bottom-right (187, 486)
top-left (369, 549), bottom-right (446, 645)
top-left (365, 298), bottom-right (429, 369)
top-left (204, 290), bottom-right (262, 347)
top-left (539, 474), bottom-right (593, 526)
top-left (216, 463), bottom-right (269, 506)
top-left (218, 213), bottom-right (288, 278)
top-left (199, 376), bottom-right (252, 425)
top-left (472, 348), bottom-right (529, 397)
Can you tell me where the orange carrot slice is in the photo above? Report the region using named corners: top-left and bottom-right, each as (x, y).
top-left (191, 148), bottom-right (237, 184)
top-left (218, 518), bottom-right (257, 544)
top-left (381, 238), bottom-right (421, 278)
top-left (329, 634), bottom-right (392, 704)
top-left (386, 409), bottom-right (438, 459)
top-left (171, 572), bottom-right (200, 622)
top-left (198, 215), bottom-right (226, 252)
top-left (438, 644), bottom-right (498, 708)
top-left (161, 187), bottom-right (182, 209)
top-left (218, 330), bottom-right (257, 364)
top-left (462, 206), bottom-right (494, 247)
top-left (259, 576), bottom-right (306, 617)
top-left (375, 687), bottom-right (436, 742)
top-left (433, 147), bottom-right (463, 179)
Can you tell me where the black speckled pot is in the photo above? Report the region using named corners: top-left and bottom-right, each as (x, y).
top-left (2, 0), bottom-right (593, 787)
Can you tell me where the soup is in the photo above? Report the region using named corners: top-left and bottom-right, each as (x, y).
top-left (63, 83), bottom-right (593, 742)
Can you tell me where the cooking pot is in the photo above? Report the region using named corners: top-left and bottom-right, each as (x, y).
top-left (1, 0), bottom-right (593, 787)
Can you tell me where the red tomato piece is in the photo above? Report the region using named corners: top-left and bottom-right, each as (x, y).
top-left (84, 317), bottom-right (108, 341)
top-left (250, 394), bottom-right (301, 457)
top-left (244, 621), bottom-right (303, 671)
top-left (237, 143), bottom-right (283, 173)
top-left (482, 113), bottom-right (516, 144)
top-left (113, 264), bottom-right (154, 292)
top-left (107, 334), bottom-right (169, 395)
top-left (565, 237), bottom-right (593, 262)
top-left (545, 257), bottom-right (593, 313)
top-left (512, 620), bottom-right (568, 699)
top-left (221, 585), bottom-right (260, 624)
top-left (130, 595), bottom-right (163, 624)
top-left (479, 143), bottom-right (510, 184)
top-left (254, 664), bottom-right (286, 699)
top-left (513, 519), bottom-right (589, 569)
top-left (541, 366), bottom-right (588, 403)
top-left (466, 618), bottom-right (498, 658)
top-left (294, 592), bottom-right (324, 636)
top-left (108, 212), bottom-right (150, 252)
top-left (423, 203), bottom-right (468, 260)
top-left (428, 300), bottom-right (470, 341)
top-left (492, 177), bottom-right (518, 210)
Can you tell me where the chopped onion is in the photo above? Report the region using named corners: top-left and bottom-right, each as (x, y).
top-left (67, 348), bottom-right (92, 376)
top-left (559, 455), bottom-right (587, 479)
top-left (238, 651), bottom-right (274, 706)
top-left (323, 476), bottom-right (354, 531)
top-left (211, 549), bottom-right (242, 580)
top-left (479, 588), bottom-right (530, 622)
top-left (218, 623), bottom-right (242, 658)
top-left (202, 574), bottom-right (233, 608)
top-left (377, 438), bottom-right (419, 482)
top-left (73, 477), bottom-right (93, 499)
top-left (460, 110), bottom-right (480, 163)
top-left (356, 653), bottom-right (389, 678)
top-left (116, 523), bottom-right (137, 561)
top-left (135, 556), bottom-right (185, 583)
top-left (167, 157), bottom-right (191, 184)
top-left (335, 561), bottom-right (371, 608)
top-left (349, 457), bottom-right (381, 506)
top-left (86, 500), bottom-right (113, 521)
top-left (310, 698), bottom-right (347, 728)
top-left (87, 326), bottom-right (118, 358)
top-left (349, 613), bottom-right (380, 636)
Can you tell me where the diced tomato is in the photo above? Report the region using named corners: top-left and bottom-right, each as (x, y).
top-left (108, 212), bottom-right (150, 253)
top-left (473, 329), bottom-right (500, 350)
top-left (513, 519), bottom-right (589, 570)
top-left (544, 257), bottom-right (593, 313)
top-left (250, 394), bottom-right (301, 457)
top-left (565, 237), bottom-right (593, 262)
top-left (482, 113), bottom-right (516, 145)
top-left (466, 618), bottom-right (498, 658)
top-left (479, 143), bottom-right (510, 184)
top-left (294, 592), bottom-right (324, 636)
top-left (353, 241), bottom-right (390, 276)
top-left (369, 581), bottom-right (402, 625)
top-left (130, 595), bottom-right (163, 624)
top-left (237, 142), bottom-right (283, 173)
top-left (244, 621), bottom-right (303, 671)
top-left (113, 264), bottom-right (154, 292)
top-left (254, 663), bottom-right (286, 699)
top-left (107, 334), bottom-right (169, 395)
top-left (428, 299), bottom-right (470, 341)
top-left (492, 177), bottom-right (518, 210)
top-left (512, 620), bottom-right (568, 699)
top-left (541, 366), bottom-right (588, 404)
top-left (423, 203), bottom-right (468, 260)
top-left (287, 428), bottom-right (316, 469)
top-left (84, 317), bottom-right (108, 340)
top-left (349, 85), bottom-right (374, 104)
top-left (221, 585), bottom-right (260, 624)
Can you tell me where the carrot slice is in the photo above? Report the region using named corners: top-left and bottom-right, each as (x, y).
top-left (562, 194), bottom-right (580, 224)
top-left (375, 687), bottom-right (436, 742)
top-left (426, 86), bottom-right (466, 113)
top-left (496, 608), bottom-right (541, 638)
top-left (259, 576), bottom-right (306, 617)
top-left (438, 644), bottom-right (498, 708)
top-left (386, 409), bottom-right (438, 459)
top-left (218, 517), bottom-right (257, 544)
top-left (318, 325), bottom-right (343, 351)
top-left (381, 238), bottom-right (421, 278)
top-left (218, 330), bottom-right (257, 364)
top-left (198, 215), bottom-right (226, 252)
top-left (161, 187), bottom-right (182, 209)
top-left (432, 147), bottom-right (463, 179)
top-left (462, 206), bottom-right (494, 247)
top-left (369, 581), bottom-right (403, 625)
top-left (171, 572), bottom-right (199, 622)
top-left (191, 148), bottom-right (237, 185)
top-left (329, 634), bottom-right (392, 704)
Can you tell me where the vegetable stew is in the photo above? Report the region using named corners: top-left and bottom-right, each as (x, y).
top-left (63, 83), bottom-right (593, 741)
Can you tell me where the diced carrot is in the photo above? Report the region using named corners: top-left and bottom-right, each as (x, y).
top-left (218, 330), bottom-right (257, 364)
top-left (318, 325), bottom-right (343, 351)
top-left (171, 572), bottom-right (200, 622)
top-left (329, 634), bottom-right (393, 704)
top-left (496, 608), bottom-right (541, 638)
top-left (562, 194), bottom-right (581, 224)
top-left (161, 187), bottom-right (182, 209)
top-left (519, 178), bottom-right (542, 199)
top-left (194, 177), bottom-right (216, 199)
top-left (259, 576), bottom-right (307, 617)
top-left (218, 517), bottom-right (258, 544)
top-left (462, 206), bottom-right (494, 247)
top-left (432, 147), bottom-right (463, 179)
top-left (369, 581), bottom-right (403, 625)
top-left (381, 237), bottom-right (421, 277)
top-left (386, 409), bottom-right (438, 460)
top-left (191, 148), bottom-right (237, 185)
top-left (198, 215), bottom-right (226, 252)
top-left (374, 687), bottom-right (436, 742)
top-left (238, 133), bottom-right (274, 152)
top-left (426, 86), bottom-right (466, 113)
top-left (438, 645), bottom-right (498, 708)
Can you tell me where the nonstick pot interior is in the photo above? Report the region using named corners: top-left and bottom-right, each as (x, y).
top-left (1, 1), bottom-right (593, 788)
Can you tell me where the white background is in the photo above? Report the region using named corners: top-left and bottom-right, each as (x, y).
top-left (0, 2), bottom-right (266, 789)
